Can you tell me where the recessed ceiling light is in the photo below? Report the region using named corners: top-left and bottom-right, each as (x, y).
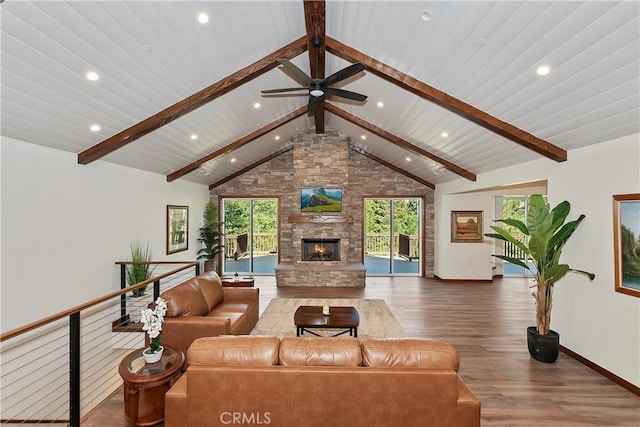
top-left (361, 135), bottom-right (367, 140)
top-left (477, 38), bottom-right (488, 46)
top-left (420, 9), bottom-right (432, 21)
top-left (275, 135), bottom-right (280, 141)
top-left (230, 158), bottom-right (237, 163)
top-left (377, 101), bottom-right (384, 108)
top-left (90, 124), bottom-right (101, 132)
top-left (406, 157), bottom-right (412, 162)
top-left (537, 65), bottom-right (551, 76)
top-left (254, 102), bottom-right (261, 109)
top-left (190, 134), bottom-right (198, 140)
top-left (86, 71), bottom-right (99, 81)
top-left (441, 132), bottom-right (449, 138)
top-left (198, 13), bottom-right (209, 24)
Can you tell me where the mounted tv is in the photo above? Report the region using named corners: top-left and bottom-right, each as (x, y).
top-left (301, 188), bottom-right (343, 212)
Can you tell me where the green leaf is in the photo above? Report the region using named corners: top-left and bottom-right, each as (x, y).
top-left (488, 226), bottom-right (529, 254)
top-left (549, 201), bottom-right (570, 233)
top-left (570, 269), bottom-right (596, 281)
top-left (546, 264), bottom-right (570, 284)
top-left (493, 255), bottom-right (531, 271)
top-left (528, 234), bottom-right (548, 265)
top-left (527, 195), bottom-right (553, 237)
top-left (495, 218), bottom-right (528, 235)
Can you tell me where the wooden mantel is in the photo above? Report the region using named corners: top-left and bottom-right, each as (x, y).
top-left (288, 214), bottom-right (354, 224)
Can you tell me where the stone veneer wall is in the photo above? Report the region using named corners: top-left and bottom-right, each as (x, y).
top-left (209, 129), bottom-right (434, 286)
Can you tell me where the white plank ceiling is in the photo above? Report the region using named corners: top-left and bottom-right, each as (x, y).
top-left (1, 1), bottom-right (638, 186)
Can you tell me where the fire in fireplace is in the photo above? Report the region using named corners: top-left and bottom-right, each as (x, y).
top-left (301, 238), bottom-right (340, 261)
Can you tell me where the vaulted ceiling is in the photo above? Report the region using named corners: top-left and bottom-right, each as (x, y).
top-left (2, 1), bottom-right (638, 189)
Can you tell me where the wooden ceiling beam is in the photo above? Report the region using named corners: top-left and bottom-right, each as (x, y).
top-left (304, 0), bottom-right (325, 80)
top-left (209, 145), bottom-right (293, 189)
top-left (349, 145), bottom-right (435, 189)
top-left (78, 36), bottom-right (308, 165)
top-left (326, 103), bottom-right (476, 181)
top-left (326, 37), bottom-right (567, 162)
top-left (304, 0), bottom-right (326, 134)
top-left (167, 106), bottom-right (307, 182)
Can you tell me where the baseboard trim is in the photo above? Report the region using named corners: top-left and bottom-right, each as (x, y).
top-left (433, 275), bottom-right (492, 283)
top-left (560, 345), bottom-right (640, 396)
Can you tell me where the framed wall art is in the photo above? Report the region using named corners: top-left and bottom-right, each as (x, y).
top-left (451, 211), bottom-right (483, 243)
top-left (167, 205), bottom-right (189, 254)
top-left (613, 193), bottom-right (640, 298)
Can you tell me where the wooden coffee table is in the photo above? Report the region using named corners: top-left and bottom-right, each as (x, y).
top-left (294, 306), bottom-right (360, 338)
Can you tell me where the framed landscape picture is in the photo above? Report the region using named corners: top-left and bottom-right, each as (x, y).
top-left (301, 188), bottom-right (342, 212)
top-left (451, 211), bottom-right (483, 243)
top-left (167, 205), bottom-right (189, 254)
top-left (613, 193), bottom-right (640, 298)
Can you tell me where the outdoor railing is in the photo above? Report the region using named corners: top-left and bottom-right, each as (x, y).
top-left (504, 236), bottom-right (526, 260)
top-left (0, 261), bottom-right (198, 426)
top-left (224, 233), bottom-right (419, 260)
top-left (365, 233), bottom-right (419, 259)
top-left (225, 233), bottom-right (277, 258)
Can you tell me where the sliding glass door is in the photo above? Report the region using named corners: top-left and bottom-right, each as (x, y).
top-left (500, 196), bottom-right (538, 277)
top-left (364, 198), bottom-right (421, 275)
top-left (221, 198), bottom-right (278, 275)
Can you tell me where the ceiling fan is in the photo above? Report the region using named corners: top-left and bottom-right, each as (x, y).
top-left (261, 39), bottom-right (367, 132)
top-left (261, 59), bottom-right (367, 107)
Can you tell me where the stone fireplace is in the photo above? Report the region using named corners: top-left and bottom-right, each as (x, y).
top-left (275, 130), bottom-right (366, 287)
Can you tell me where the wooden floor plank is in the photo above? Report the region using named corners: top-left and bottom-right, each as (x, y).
top-left (83, 276), bottom-right (640, 426)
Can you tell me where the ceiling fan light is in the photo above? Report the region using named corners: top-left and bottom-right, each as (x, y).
top-left (310, 89), bottom-right (324, 97)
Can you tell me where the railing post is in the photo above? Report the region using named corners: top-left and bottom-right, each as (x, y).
top-left (120, 264), bottom-right (127, 320)
top-left (195, 262), bottom-right (200, 276)
top-left (153, 280), bottom-right (160, 300)
top-left (69, 312), bottom-right (81, 427)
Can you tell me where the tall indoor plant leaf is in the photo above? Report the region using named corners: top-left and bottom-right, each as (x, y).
top-left (487, 195), bottom-right (595, 336)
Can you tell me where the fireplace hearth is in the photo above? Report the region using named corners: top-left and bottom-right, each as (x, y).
top-left (301, 238), bottom-right (340, 261)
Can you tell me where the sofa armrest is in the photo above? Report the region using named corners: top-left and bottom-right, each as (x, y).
top-left (222, 287), bottom-right (259, 302)
top-left (161, 316), bottom-right (231, 357)
top-left (456, 376), bottom-right (481, 427)
top-left (165, 374), bottom-right (187, 427)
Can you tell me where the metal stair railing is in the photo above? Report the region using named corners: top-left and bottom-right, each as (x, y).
top-left (0, 261), bottom-right (199, 426)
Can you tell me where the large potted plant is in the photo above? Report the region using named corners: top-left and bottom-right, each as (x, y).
top-left (486, 194), bottom-right (595, 363)
top-left (127, 241), bottom-right (155, 297)
top-left (198, 201), bottom-right (225, 272)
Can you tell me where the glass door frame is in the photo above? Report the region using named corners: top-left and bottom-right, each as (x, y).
top-left (363, 196), bottom-right (423, 276)
top-left (220, 196), bottom-right (279, 276)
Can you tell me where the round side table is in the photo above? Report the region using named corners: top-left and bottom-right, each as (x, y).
top-left (118, 345), bottom-right (185, 426)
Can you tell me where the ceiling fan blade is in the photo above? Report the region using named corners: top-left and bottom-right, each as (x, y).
top-left (261, 87), bottom-right (309, 94)
top-left (324, 87), bottom-right (368, 102)
top-left (277, 58), bottom-right (313, 85)
top-left (321, 62), bottom-right (366, 86)
top-left (314, 98), bottom-right (325, 134)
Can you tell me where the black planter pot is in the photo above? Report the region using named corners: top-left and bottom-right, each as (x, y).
top-left (527, 326), bottom-right (560, 363)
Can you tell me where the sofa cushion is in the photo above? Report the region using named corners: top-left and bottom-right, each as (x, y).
top-left (187, 336), bottom-right (280, 366)
top-left (207, 310), bottom-right (248, 334)
top-left (362, 338), bottom-right (460, 371)
top-left (161, 279), bottom-right (209, 317)
top-left (195, 271), bottom-right (224, 310)
top-left (279, 337), bottom-right (362, 367)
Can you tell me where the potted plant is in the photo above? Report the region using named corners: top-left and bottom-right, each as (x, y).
top-left (198, 201), bottom-right (225, 272)
top-left (127, 241), bottom-right (155, 297)
top-left (485, 194), bottom-right (595, 363)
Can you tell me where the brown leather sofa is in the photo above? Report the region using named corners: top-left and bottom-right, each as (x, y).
top-left (166, 336), bottom-right (480, 426)
top-left (159, 271), bottom-right (259, 358)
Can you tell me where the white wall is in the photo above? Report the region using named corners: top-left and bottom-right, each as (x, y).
top-left (1, 137), bottom-right (210, 332)
top-left (435, 133), bottom-right (640, 387)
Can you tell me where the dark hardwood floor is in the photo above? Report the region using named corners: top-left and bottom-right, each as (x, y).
top-left (84, 276), bottom-right (640, 426)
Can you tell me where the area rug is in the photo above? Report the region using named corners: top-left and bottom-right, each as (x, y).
top-left (250, 298), bottom-right (406, 338)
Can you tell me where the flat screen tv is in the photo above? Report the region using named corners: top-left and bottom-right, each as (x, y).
top-left (301, 188), bottom-right (343, 212)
